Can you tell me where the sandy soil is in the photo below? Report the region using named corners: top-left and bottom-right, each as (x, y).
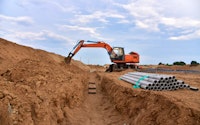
top-left (64, 72), bottom-right (129, 125)
top-left (99, 71), bottom-right (200, 125)
top-left (0, 38), bottom-right (200, 125)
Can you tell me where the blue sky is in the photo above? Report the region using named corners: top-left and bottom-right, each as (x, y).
top-left (0, 0), bottom-right (200, 65)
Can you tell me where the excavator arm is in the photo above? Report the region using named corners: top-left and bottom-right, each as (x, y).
top-left (65, 40), bottom-right (114, 64)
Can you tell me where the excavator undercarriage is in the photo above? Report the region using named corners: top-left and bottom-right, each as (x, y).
top-left (105, 63), bottom-right (139, 72)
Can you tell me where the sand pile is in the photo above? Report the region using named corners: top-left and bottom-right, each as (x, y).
top-left (0, 38), bottom-right (89, 125)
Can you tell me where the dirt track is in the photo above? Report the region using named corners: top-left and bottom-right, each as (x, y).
top-left (0, 38), bottom-right (200, 125)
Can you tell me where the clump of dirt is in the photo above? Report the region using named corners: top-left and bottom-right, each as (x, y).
top-left (101, 76), bottom-right (200, 125)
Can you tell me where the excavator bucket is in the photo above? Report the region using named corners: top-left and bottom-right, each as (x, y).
top-left (64, 52), bottom-right (74, 64)
top-left (64, 56), bottom-right (72, 64)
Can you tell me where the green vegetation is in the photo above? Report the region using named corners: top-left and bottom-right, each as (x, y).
top-left (158, 61), bottom-right (199, 66)
top-left (191, 61), bottom-right (199, 66)
top-left (166, 63), bottom-right (173, 66)
top-left (173, 61), bottom-right (186, 66)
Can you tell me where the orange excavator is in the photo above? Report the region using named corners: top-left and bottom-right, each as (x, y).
top-left (65, 40), bottom-right (140, 72)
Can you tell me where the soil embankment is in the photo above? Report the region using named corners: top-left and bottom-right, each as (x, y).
top-left (0, 38), bottom-right (89, 124)
top-left (101, 76), bottom-right (200, 125)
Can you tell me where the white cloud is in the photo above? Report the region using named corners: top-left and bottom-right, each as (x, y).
top-left (17, 0), bottom-right (76, 13)
top-left (43, 30), bottom-right (72, 41)
top-left (117, 19), bottom-right (130, 24)
top-left (160, 17), bottom-right (200, 29)
top-left (159, 0), bottom-right (200, 19)
top-left (169, 30), bottom-right (200, 40)
top-left (120, 0), bottom-right (160, 18)
top-left (135, 20), bottom-right (159, 31)
top-left (59, 25), bottom-right (102, 39)
top-left (11, 31), bottom-right (45, 40)
top-left (115, 0), bottom-right (200, 39)
top-left (72, 11), bottom-right (125, 24)
top-left (116, 0), bottom-right (161, 31)
top-left (58, 24), bottom-right (114, 41)
top-left (0, 14), bottom-right (34, 25)
top-left (135, 20), bottom-right (149, 29)
top-left (2, 30), bottom-right (72, 45)
top-left (47, 1), bottom-right (76, 12)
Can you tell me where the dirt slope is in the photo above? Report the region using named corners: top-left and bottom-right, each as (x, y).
top-left (0, 38), bottom-right (90, 125)
top-left (100, 76), bottom-right (200, 125)
top-left (0, 38), bottom-right (200, 125)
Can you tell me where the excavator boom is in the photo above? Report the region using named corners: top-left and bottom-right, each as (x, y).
top-left (65, 40), bottom-right (113, 64)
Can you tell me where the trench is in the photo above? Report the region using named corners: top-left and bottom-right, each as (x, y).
top-left (64, 71), bottom-right (200, 125)
top-left (100, 76), bottom-right (200, 125)
top-left (64, 72), bottom-right (130, 125)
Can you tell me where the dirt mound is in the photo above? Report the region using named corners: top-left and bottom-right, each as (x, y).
top-left (101, 76), bottom-right (200, 125)
top-left (0, 38), bottom-right (90, 72)
top-left (0, 38), bottom-right (89, 124)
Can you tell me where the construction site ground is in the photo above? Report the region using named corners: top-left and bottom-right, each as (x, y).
top-left (0, 38), bottom-right (200, 125)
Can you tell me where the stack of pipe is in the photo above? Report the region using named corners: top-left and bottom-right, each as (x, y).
top-left (119, 72), bottom-right (190, 91)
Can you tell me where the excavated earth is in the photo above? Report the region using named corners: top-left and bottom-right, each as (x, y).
top-left (0, 38), bottom-right (200, 125)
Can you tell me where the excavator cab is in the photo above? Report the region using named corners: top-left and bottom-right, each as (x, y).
top-left (110, 47), bottom-right (125, 61)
